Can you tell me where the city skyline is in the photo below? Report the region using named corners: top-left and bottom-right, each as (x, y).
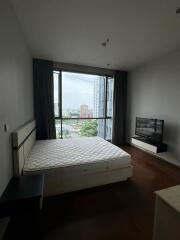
top-left (54, 71), bottom-right (114, 140)
top-left (54, 71), bottom-right (102, 110)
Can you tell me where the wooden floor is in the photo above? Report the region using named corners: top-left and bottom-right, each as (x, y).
top-left (5, 146), bottom-right (180, 240)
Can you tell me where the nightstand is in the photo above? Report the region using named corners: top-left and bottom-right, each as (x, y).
top-left (153, 185), bottom-right (180, 240)
top-left (0, 174), bottom-right (44, 218)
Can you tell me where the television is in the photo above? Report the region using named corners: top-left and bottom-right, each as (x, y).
top-left (135, 117), bottom-right (164, 144)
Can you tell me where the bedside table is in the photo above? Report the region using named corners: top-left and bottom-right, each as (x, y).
top-left (0, 174), bottom-right (44, 218)
top-left (153, 185), bottom-right (180, 240)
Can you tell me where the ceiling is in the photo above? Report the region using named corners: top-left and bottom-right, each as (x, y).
top-left (11, 0), bottom-right (180, 70)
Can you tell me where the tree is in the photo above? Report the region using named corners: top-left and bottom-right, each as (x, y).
top-left (80, 120), bottom-right (98, 137)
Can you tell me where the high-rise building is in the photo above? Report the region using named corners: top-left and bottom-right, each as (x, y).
top-left (54, 103), bottom-right (59, 117)
top-left (93, 77), bottom-right (114, 140)
top-left (106, 77), bottom-right (114, 140)
top-left (80, 104), bottom-right (89, 118)
top-left (93, 77), bottom-right (105, 118)
top-left (94, 77), bottom-right (105, 138)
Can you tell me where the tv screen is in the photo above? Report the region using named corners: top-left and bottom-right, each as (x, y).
top-left (135, 117), bottom-right (164, 143)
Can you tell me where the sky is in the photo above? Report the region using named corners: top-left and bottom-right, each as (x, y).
top-left (54, 71), bottom-right (103, 110)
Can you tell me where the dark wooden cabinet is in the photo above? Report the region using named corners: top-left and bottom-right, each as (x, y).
top-left (0, 174), bottom-right (44, 218)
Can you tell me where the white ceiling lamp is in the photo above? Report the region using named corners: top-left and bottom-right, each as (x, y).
top-left (101, 38), bottom-right (111, 68)
top-left (176, 8), bottom-right (180, 14)
top-left (101, 38), bottom-right (110, 47)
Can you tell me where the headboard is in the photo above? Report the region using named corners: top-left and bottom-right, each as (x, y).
top-left (12, 120), bottom-right (36, 177)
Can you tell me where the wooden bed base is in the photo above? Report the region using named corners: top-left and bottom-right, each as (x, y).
top-left (12, 120), bottom-right (133, 197)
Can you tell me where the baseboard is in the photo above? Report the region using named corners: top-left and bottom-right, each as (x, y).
top-left (0, 217), bottom-right (10, 240)
top-left (130, 143), bottom-right (180, 168)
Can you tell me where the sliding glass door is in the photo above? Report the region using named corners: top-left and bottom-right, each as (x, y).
top-left (53, 71), bottom-right (114, 140)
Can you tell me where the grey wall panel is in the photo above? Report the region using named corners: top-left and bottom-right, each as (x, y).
top-left (127, 49), bottom-right (180, 162)
top-left (0, 0), bottom-right (33, 196)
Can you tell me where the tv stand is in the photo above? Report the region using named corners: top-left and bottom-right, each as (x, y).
top-left (132, 137), bottom-right (167, 153)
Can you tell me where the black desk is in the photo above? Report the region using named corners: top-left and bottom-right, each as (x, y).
top-left (0, 174), bottom-right (44, 218)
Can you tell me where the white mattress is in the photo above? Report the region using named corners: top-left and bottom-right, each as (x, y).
top-left (23, 137), bottom-right (131, 175)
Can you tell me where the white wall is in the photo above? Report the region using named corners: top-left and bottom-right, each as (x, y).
top-left (127, 49), bottom-right (180, 163)
top-left (0, 0), bottom-right (34, 196)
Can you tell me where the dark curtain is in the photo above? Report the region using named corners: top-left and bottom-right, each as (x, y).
top-left (33, 59), bottom-right (56, 140)
top-left (112, 70), bottom-right (127, 146)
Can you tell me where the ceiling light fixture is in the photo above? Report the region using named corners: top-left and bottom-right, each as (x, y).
top-left (176, 8), bottom-right (180, 14)
top-left (101, 38), bottom-right (110, 47)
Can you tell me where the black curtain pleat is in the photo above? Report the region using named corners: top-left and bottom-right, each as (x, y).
top-left (112, 70), bottom-right (127, 146)
top-left (33, 59), bottom-right (56, 140)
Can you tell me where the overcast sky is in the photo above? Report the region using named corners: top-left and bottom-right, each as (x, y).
top-left (54, 72), bottom-right (102, 110)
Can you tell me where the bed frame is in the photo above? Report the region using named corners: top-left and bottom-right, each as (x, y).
top-left (12, 120), bottom-right (36, 177)
top-left (12, 120), bottom-right (133, 197)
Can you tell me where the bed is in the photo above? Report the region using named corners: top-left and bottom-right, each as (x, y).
top-left (12, 120), bottom-right (133, 197)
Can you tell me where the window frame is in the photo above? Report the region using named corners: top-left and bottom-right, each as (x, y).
top-left (53, 70), bottom-right (113, 140)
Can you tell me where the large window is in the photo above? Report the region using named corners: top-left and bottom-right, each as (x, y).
top-left (53, 71), bottom-right (114, 140)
